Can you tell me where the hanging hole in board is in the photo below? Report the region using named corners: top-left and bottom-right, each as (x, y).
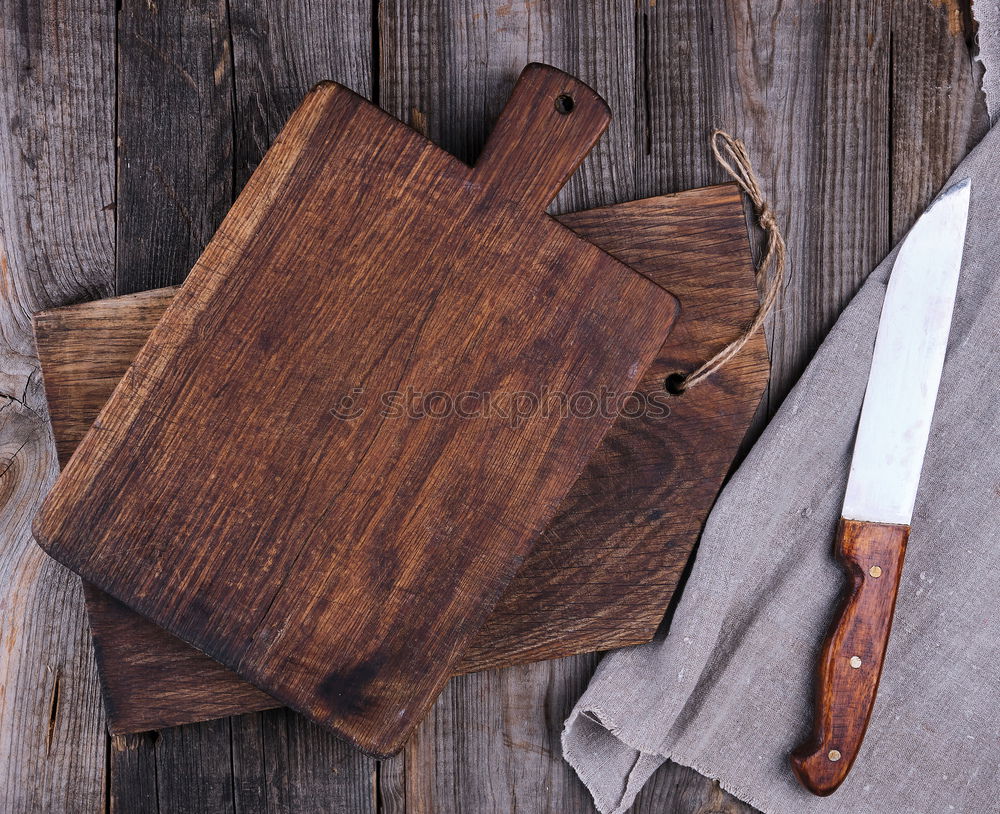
top-left (554, 94), bottom-right (575, 114)
top-left (664, 372), bottom-right (687, 396)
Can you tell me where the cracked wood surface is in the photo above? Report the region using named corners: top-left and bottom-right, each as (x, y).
top-left (0, 0), bottom-right (987, 812)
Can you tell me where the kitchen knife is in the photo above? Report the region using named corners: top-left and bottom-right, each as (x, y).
top-left (790, 178), bottom-right (972, 796)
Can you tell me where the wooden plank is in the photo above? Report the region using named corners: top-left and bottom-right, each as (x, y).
top-left (379, 0), bottom-right (637, 215)
top-left (116, 0), bottom-right (234, 294)
top-left (110, 717), bottom-right (374, 813)
top-left (401, 657), bottom-right (617, 813)
top-left (633, 773), bottom-right (750, 813)
top-left (228, 709), bottom-right (377, 813)
top-left (636, 0), bottom-right (893, 395)
top-left (670, 0), bottom-right (893, 402)
top-left (108, 0), bottom-right (378, 809)
top-left (110, 2), bottom-right (250, 808)
top-left (229, 0), bottom-right (372, 187)
top-left (890, 0), bottom-right (990, 241)
top-left (0, 0), bottom-right (113, 810)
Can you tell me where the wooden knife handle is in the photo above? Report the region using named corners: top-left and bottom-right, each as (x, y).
top-left (473, 63), bottom-right (611, 211)
top-left (790, 518), bottom-right (909, 795)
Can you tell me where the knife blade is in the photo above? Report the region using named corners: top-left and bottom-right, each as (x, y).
top-left (790, 178), bottom-right (971, 796)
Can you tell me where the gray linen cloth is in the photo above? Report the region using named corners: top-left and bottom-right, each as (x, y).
top-left (562, 120), bottom-right (1000, 813)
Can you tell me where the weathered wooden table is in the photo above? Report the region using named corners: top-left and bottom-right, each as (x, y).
top-left (0, 1), bottom-right (986, 811)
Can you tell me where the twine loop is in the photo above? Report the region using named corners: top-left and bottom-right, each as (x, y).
top-left (676, 130), bottom-right (787, 391)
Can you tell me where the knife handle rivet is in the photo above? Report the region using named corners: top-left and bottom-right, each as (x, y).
top-left (849, 656), bottom-right (862, 669)
top-left (869, 565), bottom-right (882, 578)
top-left (828, 750), bottom-right (842, 762)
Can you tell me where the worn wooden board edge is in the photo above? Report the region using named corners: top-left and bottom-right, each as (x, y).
top-left (33, 183), bottom-right (768, 734)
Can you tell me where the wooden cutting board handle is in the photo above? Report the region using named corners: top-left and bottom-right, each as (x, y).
top-left (473, 63), bottom-right (611, 211)
top-left (790, 518), bottom-right (909, 795)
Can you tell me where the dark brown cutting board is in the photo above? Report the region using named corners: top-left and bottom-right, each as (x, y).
top-left (31, 64), bottom-right (678, 756)
top-left (35, 184), bottom-right (768, 734)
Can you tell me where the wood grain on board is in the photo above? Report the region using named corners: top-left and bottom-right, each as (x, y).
top-left (34, 183), bottom-right (767, 733)
top-left (1, 0), bottom-right (986, 811)
top-left (33, 65), bottom-right (679, 756)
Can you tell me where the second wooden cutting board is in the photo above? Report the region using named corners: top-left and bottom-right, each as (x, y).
top-left (32, 64), bottom-right (678, 755)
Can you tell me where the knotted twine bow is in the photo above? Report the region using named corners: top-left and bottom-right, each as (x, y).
top-left (679, 130), bottom-right (788, 391)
